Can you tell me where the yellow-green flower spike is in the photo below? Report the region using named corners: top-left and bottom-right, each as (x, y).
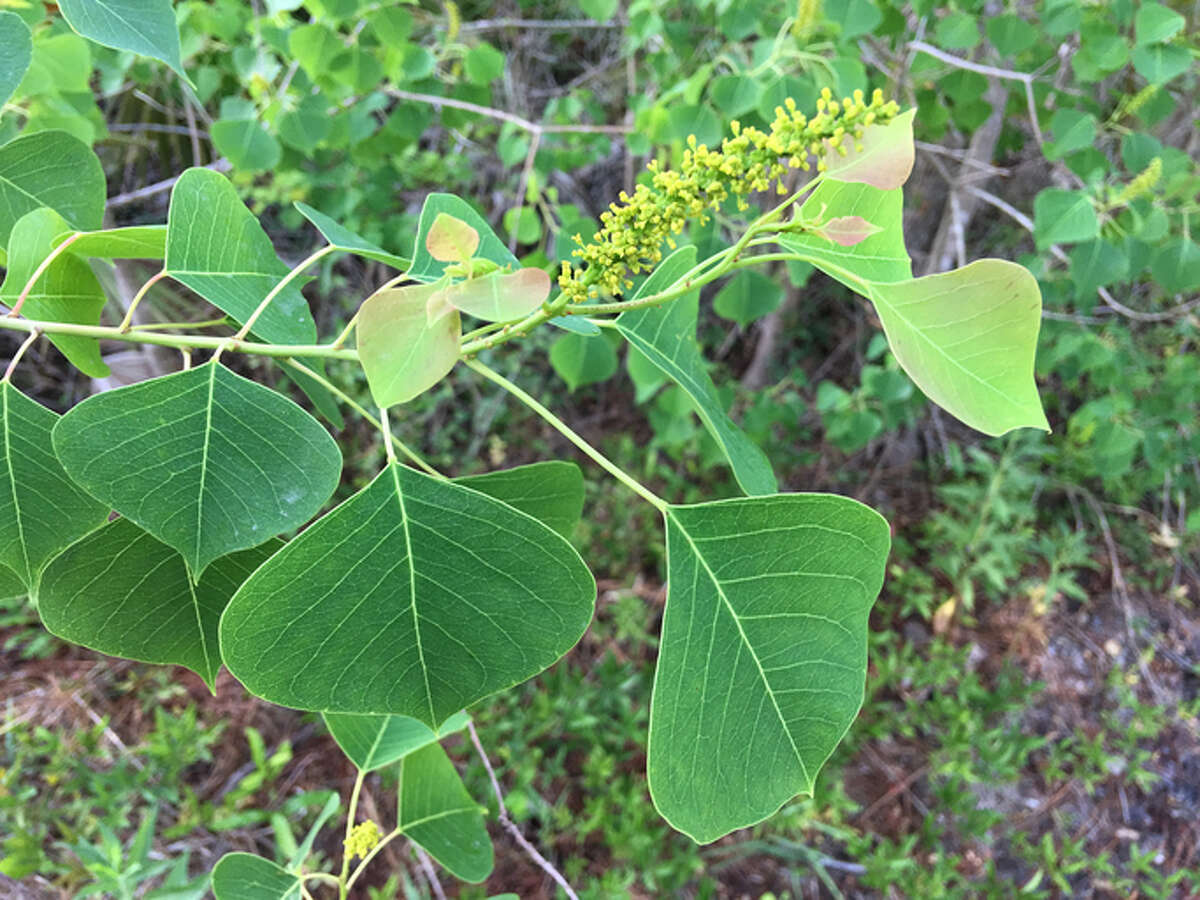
top-left (344, 820), bottom-right (381, 862)
top-left (557, 91), bottom-right (901, 303)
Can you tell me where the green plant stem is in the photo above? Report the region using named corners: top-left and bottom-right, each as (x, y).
top-left (337, 769), bottom-right (367, 900)
top-left (464, 358), bottom-right (668, 512)
top-left (345, 827), bottom-right (405, 891)
top-left (303, 873), bottom-right (340, 887)
top-left (379, 405), bottom-right (397, 464)
top-left (2, 328), bottom-right (41, 382)
top-left (282, 359), bottom-right (443, 478)
top-left (117, 270), bottom-right (167, 332)
top-left (129, 317), bottom-right (231, 332)
top-left (330, 310), bottom-right (360, 350)
top-left (0, 316), bottom-right (358, 360)
top-left (6, 232), bottom-right (83, 319)
top-left (230, 244), bottom-right (338, 343)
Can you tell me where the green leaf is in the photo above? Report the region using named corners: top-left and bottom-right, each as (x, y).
top-left (548, 316), bottom-right (602, 335)
top-left (165, 168), bottom-right (318, 346)
top-left (579, 0), bottom-right (619, 19)
top-left (986, 13), bottom-right (1037, 55)
top-left (826, 0), bottom-right (882, 40)
top-left (210, 853), bottom-right (300, 900)
top-left (866, 260), bottom-right (1049, 435)
top-left (220, 462), bottom-right (596, 725)
top-left (399, 742), bottom-right (493, 882)
top-left (52, 361), bottom-right (342, 576)
top-left (289, 23), bottom-right (341, 80)
top-left (356, 283), bottom-right (462, 407)
top-left (1131, 43), bottom-right (1192, 83)
top-left (1134, 2), bottom-right (1185, 45)
top-left (294, 202), bottom-right (411, 269)
top-left (0, 208), bottom-right (109, 377)
top-left (934, 11), bottom-right (980, 49)
top-left (409, 194), bottom-right (517, 282)
top-left (503, 206), bottom-right (541, 245)
top-left (549, 331), bottom-right (618, 392)
top-left (626, 344), bottom-right (669, 403)
top-left (0, 12), bottom-right (33, 109)
top-left (778, 180), bottom-right (911, 287)
top-left (617, 247), bottom-right (777, 495)
top-left (713, 270), bottom-right (784, 328)
top-left (0, 130), bottom-right (105, 248)
top-left (1069, 239), bottom-right (1128, 299)
top-left (58, 0), bottom-right (186, 80)
top-left (325, 710), bottom-right (469, 771)
top-left (464, 42), bottom-right (505, 85)
top-left (211, 117), bottom-right (282, 172)
top-left (0, 565), bottom-right (24, 601)
top-left (1150, 238), bottom-right (1200, 295)
top-left (1045, 109), bottom-right (1097, 161)
top-left (38, 519), bottom-right (279, 690)
top-left (277, 95), bottom-right (331, 153)
top-left (1033, 188), bottom-right (1099, 249)
top-left (648, 494), bottom-right (890, 843)
top-left (54, 225), bottom-right (167, 259)
top-left (0, 383), bottom-right (109, 590)
top-left (443, 269), bottom-right (550, 323)
top-left (823, 108), bottom-right (915, 190)
top-left (425, 213), bottom-right (480, 264)
top-left (454, 460), bottom-right (585, 540)
top-left (709, 75), bottom-right (761, 117)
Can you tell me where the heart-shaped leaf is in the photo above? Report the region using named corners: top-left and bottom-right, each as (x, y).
top-left (38, 519), bottom-right (280, 689)
top-left (357, 283), bottom-right (462, 407)
top-left (409, 194), bottom-right (517, 282)
top-left (440, 268), bottom-right (550, 322)
top-left (399, 742), bottom-right (493, 882)
top-left (0, 383), bottom-right (109, 590)
top-left (0, 131), bottom-right (105, 248)
top-left (325, 710), bottom-right (470, 772)
top-left (52, 361), bottom-right (342, 576)
top-left (58, 0), bottom-right (187, 81)
top-left (648, 493), bottom-right (890, 843)
top-left (219, 463), bottom-right (595, 726)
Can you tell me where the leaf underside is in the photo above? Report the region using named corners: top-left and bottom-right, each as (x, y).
top-left (210, 852), bottom-right (301, 900)
top-left (325, 709), bottom-right (470, 772)
top-left (648, 493), bottom-right (890, 843)
top-left (453, 460), bottom-right (585, 539)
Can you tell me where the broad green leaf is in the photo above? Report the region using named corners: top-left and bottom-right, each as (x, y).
top-left (0, 383), bottom-right (109, 590)
top-left (52, 361), bottom-right (342, 575)
top-left (778, 180), bottom-right (911, 287)
top-left (825, 0), bottom-right (882, 40)
top-left (211, 117), bottom-right (282, 172)
top-left (548, 315), bottom-right (602, 335)
top-left (665, 104), bottom-right (722, 148)
top-left (1151, 238), bottom-right (1200, 295)
top-left (0, 12), bottom-right (33, 109)
top-left (325, 710), bottom-right (470, 771)
top-left (210, 853), bottom-right (300, 900)
top-left (1, 208), bottom-right (109, 377)
top-left (1045, 109), bottom-right (1097, 161)
top-left (985, 13), bottom-right (1036, 55)
top-left (823, 108), bottom-right (916, 190)
top-left (709, 74), bottom-right (761, 117)
top-left (1135, 2), bottom-right (1185, 45)
top-left (934, 11), bottom-right (980, 49)
top-left (53, 225), bottom-right (167, 259)
top-left (425, 212), bottom-right (480, 264)
top-left (166, 169), bottom-right (318, 346)
top-left (443, 269), bottom-right (550, 322)
top-left (0, 565), bottom-right (24, 601)
top-left (648, 494), bottom-right (890, 843)
top-left (617, 246), bottom-right (777, 495)
top-left (549, 331), bottom-right (618, 391)
top-left (38, 519), bottom-right (279, 689)
top-left (1131, 44), bottom-right (1191, 84)
top-left (454, 460), bottom-right (585, 539)
top-left (219, 462), bottom-right (596, 726)
top-left (288, 23), bottom-right (341, 80)
top-left (1069, 239), bottom-right (1128, 299)
top-left (398, 742), bottom-right (493, 882)
top-left (0, 130), bottom-right (105, 248)
top-left (295, 202), bottom-right (411, 269)
top-left (713, 270), bottom-right (783, 328)
top-left (409, 194), bottom-right (518, 282)
top-left (464, 42), bottom-right (505, 85)
top-left (58, 0), bottom-right (186, 80)
top-left (626, 344), bottom-right (670, 403)
top-left (1033, 189), bottom-right (1099, 249)
top-left (503, 206), bottom-right (541, 245)
top-left (865, 260), bottom-right (1049, 435)
top-left (357, 283), bottom-right (462, 407)
top-left (277, 95), bottom-right (331, 153)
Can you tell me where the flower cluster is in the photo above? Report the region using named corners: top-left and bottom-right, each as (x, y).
top-left (557, 87), bottom-right (901, 303)
top-left (344, 820), bottom-right (381, 861)
top-left (1112, 156), bottom-right (1162, 207)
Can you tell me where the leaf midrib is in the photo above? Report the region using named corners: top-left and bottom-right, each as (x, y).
top-left (391, 464), bottom-right (436, 724)
top-left (1, 387), bottom-right (32, 584)
top-left (666, 509), bottom-right (812, 788)
top-left (193, 363), bottom-right (217, 573)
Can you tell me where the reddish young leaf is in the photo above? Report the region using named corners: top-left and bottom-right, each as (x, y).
top-left (357, 283), bottom-right (461, 407)
top-left (439, 267), bottom-right (551, 322)
top-left (424, 212), bottom-right (480, 264)
top-left (813, 215), bottom-right (883, 247)
top-left (824, 108), bottom-right (916, 190)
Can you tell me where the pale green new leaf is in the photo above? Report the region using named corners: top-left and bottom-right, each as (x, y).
top-left (777, 180), bottom-right (911, 288)
top-left (0, 12), bottom-right (33, 109)
top-left (823, 108), bottom-right (916, 190)
top-left (409, 194), bottom-right (517, 282)
top-left (54, 225), bottom-right (167, 259)
top-left (52, 361), bottom-right (342, 575)
top-left (325, 710), bottom-right (470, 771)
top-left (617, 247), bottom-right (776, 496)
top-left (0, 130), bottom-right (105, 248)
top-left (210, 853), bottom-right (300, 900)
top-left (38, 519), bottom-right (279, 689)
top-left (441, 268), bottom-right (551, 322)
top-left (357, 283), bottom-right (462, 407)
top-left (1, 208), bottom-right (110, 377)
top-left (398, 742), bottom-right (493, 882)
top-left (648, 494), bottom-right (890, 843)
top-left (295, 202), bottom-right (411, 269)
top-left (0, 383), bottom-right (109, 590)
top-left (865, 259), bottom-right (1049, 435)
top-left (165, 168), bottom-right (318, 347)
top-left (219, 463), bottom-right (596, 727)
top-left (454, 460), bottom-right (585, 540)
top-left (58, 0), bottom-right (187, 80)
